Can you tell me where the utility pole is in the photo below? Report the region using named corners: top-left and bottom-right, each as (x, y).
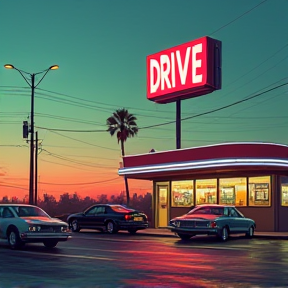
top-left (4, 63), bottom-right (59, 206)
top-left (29, 74), bottom-right (35, 205)
top-left (35, 131), bottom-right (38, 206)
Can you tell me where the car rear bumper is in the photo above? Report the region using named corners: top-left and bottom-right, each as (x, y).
top-left (20, 232), bottom-right (72, 242)
top-left (168, 226), bottom-right (218, 235)
top-left (118, 222), bottom-right (148, 230)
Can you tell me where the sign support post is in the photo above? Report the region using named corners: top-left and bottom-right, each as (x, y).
top-left (176, 100), bottom-right (181, 149)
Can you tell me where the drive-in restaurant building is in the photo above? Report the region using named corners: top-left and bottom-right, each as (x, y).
top-left (118, 36), bottom-right (288, 232)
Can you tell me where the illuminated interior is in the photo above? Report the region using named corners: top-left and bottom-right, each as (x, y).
top-left (281, 176), bottom-right (288, 206)
top-left (219, 177), bottom-right (247, 206)
top-left (195, 179), bottom-right (217, 205)
top-left (248, 176), bottom-right (271, 206)
top-left (171, 180), bottom-right (193, 207)
top-left (169, 176), bottom-right (272, 207)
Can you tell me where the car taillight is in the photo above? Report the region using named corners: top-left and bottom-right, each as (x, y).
top-left (210, 221), bottom-right (217, 228)
top-left (125, 215), bottom-right (132, 220)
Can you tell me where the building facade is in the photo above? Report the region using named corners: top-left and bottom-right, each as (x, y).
top-left (119, 142), bottom-right (288, 232)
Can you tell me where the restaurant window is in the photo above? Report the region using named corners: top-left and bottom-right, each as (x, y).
top-left (196, 179), bottom-right (217, 205)
top-left (171, 180), bottom-right (193, 207)
top-left (219, 177), bottom-right (247, 206)
top-left (280, 176), bottom-right (288, 206)
top-left (248, 176), bottom-right (271, 206)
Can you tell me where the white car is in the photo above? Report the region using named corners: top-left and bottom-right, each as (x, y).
top-left (0, 204), bottom-right (71, 249)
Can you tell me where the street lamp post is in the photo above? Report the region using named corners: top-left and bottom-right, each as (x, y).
top-left (4, 64), bottom-right (59, 205)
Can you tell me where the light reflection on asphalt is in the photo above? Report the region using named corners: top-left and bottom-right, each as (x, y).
top-left (1, 234), bottom-right (288, 288)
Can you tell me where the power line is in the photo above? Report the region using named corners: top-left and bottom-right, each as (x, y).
top-left (35, 87), bottom-right (174, 115)
top-left (226, 90), bottom-right (285, 118)
top-left (2, 44), bottom-right (286, 123)
top-left (34, 113), bottom-right (105, 126)
top-left (41, 152), bottom-right (117, 161)
top-left (49, 130), bottom-right (120, 151)
top-left (209, 0), bottom-right (268, 36)
top-left (214, 57), bottom-right (288, 104)
top-left (41, 149), bottom-right (117, 169)
top-left (1, 45), bottom-right (286, 134)
top-left (36, 126), bottom-right (107, 133)
top-left (0, 184), bottom-right (28, 191)
top-left (38, 177), bottom-right (120, 186)
top-left (37, 144), bottom-right (103, 149)
top-left (0, 111), bottom-right (106, 126)
top-left (225, 44), bottom-right (288, 89)
top-left (0, 86), bottom-right (29, 89)
top-left (33, 81), bottom-right (287, 133)
top-left (0, 144), bottom-right (28, 148)
top-left (139, 82), bottom-right (288, 129)
top-left (2, 83), bottom-right (286, 139)
top-left (39, 158), bottom-right (98, 171)
top-left (1, 88), bottom-right (175, 121)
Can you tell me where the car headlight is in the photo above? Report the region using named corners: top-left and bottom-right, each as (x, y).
top-left (169, 220), bottom-right (179, 227)
top-left (169, 220), bottom-right (175, 226)
top-left (28, 226), bottom-right (41, 232)
top-left (61, 226), bottom-right (68, 232)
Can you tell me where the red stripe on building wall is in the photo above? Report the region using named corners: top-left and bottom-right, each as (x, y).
top-left (123, 143), bottom-right (288, 168)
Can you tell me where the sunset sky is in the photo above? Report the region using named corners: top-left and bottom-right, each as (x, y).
top-left (0, 0), bottom-right (287, 201)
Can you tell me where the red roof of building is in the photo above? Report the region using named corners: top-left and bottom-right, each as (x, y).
top-left (119, 142), bottom-right (288, 180)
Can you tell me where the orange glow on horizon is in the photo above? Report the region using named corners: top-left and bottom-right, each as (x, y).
top-left (0, 177), bottom-right (153, 202)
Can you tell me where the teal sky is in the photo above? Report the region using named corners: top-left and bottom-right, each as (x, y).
top-left (0, 0), bottom-right (288, 200)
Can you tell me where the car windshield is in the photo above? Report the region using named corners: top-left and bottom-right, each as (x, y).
top-left (188, 207), bottom-right (224, 216)
top-left (110, 205), bottom-right (133, 213)
top-left (12, 206), bottom-right (50, 218)
top-left (234, 207), bottom-right (245, 218)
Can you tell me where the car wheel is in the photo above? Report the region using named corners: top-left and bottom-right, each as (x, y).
top-left (7, 228), bottom-right (24, 250)
top-left (246, 226), bottom-right (254, 238)
top-left (219, 227), bottom-right (229, 241)
top-left (177, 233), bottom-right (191, 240)
top-left (43, 240), bottom-right (58, 248)
top-left (70, 219), bottom-right (80, 232)
top-left (128, 229), bottom-right (137, 235)
top-left (106, 221), bottom-right (117, 234)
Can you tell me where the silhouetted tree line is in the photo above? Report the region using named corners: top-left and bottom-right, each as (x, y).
top-left (1, 192), bottom-right (152, 222)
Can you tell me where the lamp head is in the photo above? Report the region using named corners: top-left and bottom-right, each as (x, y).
top-left (49, 65), bottom-right (59, 70)
top-left (4, 64), bottom-right (15, 69)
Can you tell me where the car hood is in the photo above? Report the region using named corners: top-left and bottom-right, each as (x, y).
top-left (20, 216), bottom-right (68, 225)
top-left (173, 214), bottom-right (219, 221)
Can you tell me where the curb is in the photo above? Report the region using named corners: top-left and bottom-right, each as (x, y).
top-left (137, 232), bottom-right (177, 238)
top-left (253, 234), bottom-right (288, 240)
top-left (136, 230), bottom-right (288, 240)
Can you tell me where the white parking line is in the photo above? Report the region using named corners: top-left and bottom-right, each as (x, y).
top-left (18, 250), bottom-right (114, 261)
top-left (73, 235), bottom-right (155, 242)
top-left (189, 245), bottom-right (248, 251)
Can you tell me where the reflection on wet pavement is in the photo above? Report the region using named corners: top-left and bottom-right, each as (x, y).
top-left (1, 235), bottom-right (288, 288)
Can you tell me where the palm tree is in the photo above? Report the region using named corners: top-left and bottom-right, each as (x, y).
top-left (106, 108), bottom-right (138, 205)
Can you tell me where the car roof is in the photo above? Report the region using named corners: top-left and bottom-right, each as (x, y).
top-left (91, 204), bottom-right (129, 207)
top-left (195, 204), bottom-right (235, 208)
top-left (0, 204), bottom-right (36, 207)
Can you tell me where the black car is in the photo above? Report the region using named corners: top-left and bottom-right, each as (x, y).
top-left (67, 204), bottom-right (148, 234)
